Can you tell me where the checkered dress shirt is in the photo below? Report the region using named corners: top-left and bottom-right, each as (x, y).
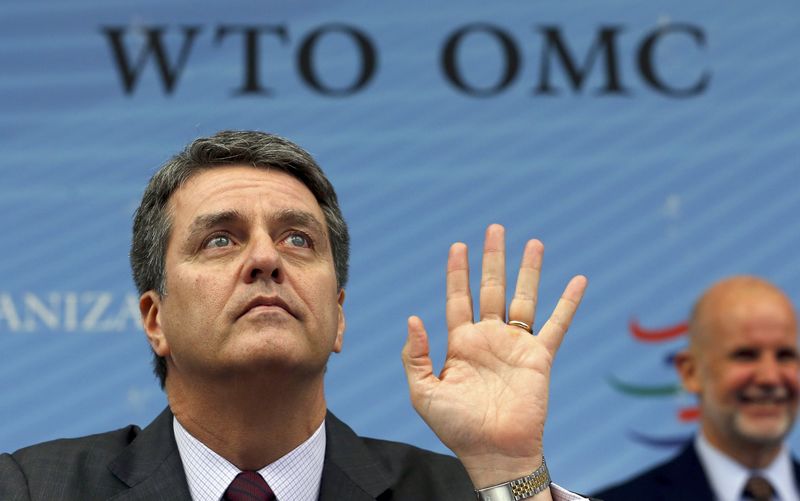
top-left (174, 417), bottom-right (326, 501)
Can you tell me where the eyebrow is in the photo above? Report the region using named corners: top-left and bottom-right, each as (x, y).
top-left (270, 208), bottom-right (328, 243)
top-left (186, 209), bottom-right (246, 242)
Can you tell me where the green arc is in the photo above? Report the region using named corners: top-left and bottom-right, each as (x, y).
top-left (606, 374), bottom-right (683, 397)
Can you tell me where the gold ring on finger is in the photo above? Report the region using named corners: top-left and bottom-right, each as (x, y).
top-left (508, 320), bottom-right (533, 334)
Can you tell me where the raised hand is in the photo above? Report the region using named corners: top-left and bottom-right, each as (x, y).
top-left (401, 224), bottom-right (587, 490)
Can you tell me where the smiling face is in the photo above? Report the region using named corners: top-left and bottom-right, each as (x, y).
top-left (678, 278), bottom-right (800, 457)
top-left (139, 166), bottom-right (345, 386)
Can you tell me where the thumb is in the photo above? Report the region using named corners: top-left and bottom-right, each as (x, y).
top-left (401, 316), bottom-right (437, 403)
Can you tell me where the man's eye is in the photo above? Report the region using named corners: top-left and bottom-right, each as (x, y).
top-left (731, 349), bottom-right (757, 361)
top-left (204, 235), bottom-right (232, 249)
top-left (285, 232), bottom-right (311, 248)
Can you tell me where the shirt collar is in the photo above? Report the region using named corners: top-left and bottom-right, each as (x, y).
top-left (695, 432), bottom-right (799, 501)
top-left (174, 416), bottom-right (326, 501)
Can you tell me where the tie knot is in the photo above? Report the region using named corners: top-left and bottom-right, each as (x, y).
top-left (743, 475), bottom-right (774, 501)
top-left (223, 471), bottom-right (276, 501)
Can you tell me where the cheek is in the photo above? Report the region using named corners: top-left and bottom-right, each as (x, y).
top-left (313, 287), bottom-right (341, 325)
top-left (293, 269), bottom-right (339, 314)
top-left (781, 367), bottom-right (800, 392)
top-left (169, 272), bottom-right (229, 321)
top-left (709, 366), bottom-right (751, 397)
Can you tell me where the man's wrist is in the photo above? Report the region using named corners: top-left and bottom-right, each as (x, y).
top-left (461, 450), bottom-right (544, 488)
top-left (475, 456), bottom-right (551, 501)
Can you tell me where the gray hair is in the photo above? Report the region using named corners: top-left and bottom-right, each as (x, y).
top-left (130, 130), bottom-right (350, 388)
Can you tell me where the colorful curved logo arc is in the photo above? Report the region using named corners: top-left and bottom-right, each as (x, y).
top-left (607, 319), bottom-right (698, 448)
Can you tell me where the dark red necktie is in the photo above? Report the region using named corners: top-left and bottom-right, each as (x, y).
top-left (743, 475), bottom-right (775, 501)
top-left (223, 471), bottom-right (276, 501)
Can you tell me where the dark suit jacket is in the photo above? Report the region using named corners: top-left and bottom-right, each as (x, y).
top-left (0, 407), bottom-right (474, 500)
top-left (592, 441), bottom-right (800, 501)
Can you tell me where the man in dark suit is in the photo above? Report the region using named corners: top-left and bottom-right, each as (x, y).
top-left (0, 131), bottom-right (589, 500)
top-left (595, 276), bottom-right (800, 501)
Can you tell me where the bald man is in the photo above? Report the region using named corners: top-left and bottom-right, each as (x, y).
top-left (595, 276), bottom-right (800, 501)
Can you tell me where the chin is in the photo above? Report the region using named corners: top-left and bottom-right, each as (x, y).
top-left (734, 413), bottom-right (792, 446)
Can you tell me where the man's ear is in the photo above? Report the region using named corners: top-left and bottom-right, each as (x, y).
top-left (333, 288), bottom-right (346, 353)
top-left (675, 349), bottom-right (701, 394)
top-left (140, 291), bottom-right (170, 357)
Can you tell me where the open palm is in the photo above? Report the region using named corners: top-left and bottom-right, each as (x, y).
top-left (402, 224), bottom-right (587, 488)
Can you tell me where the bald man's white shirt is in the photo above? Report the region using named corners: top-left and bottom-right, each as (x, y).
top-left (696, 433), bottom-right (800, 501)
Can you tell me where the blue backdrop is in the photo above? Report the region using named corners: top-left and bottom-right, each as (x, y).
top-left (1, 0), bottom-right (798, 493)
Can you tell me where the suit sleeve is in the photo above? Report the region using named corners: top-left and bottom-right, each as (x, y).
top-left (0, 453), bottom-right (31, 501)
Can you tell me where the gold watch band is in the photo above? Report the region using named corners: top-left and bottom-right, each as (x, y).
top-left (474, 457), bottom-right (551, 501)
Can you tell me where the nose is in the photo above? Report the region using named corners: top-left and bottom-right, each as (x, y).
top-left (754, 354), bottom-right (782, 386)
top-left (241, 232), bottom-right (284, 284)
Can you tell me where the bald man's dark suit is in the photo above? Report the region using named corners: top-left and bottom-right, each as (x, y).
top-left (0, 408), bottom-right (474, 500)
top-left (593, 441), bottom-right (800, 501)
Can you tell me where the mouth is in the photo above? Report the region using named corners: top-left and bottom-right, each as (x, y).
top-left (237, 295), bottom-right (296, 320)
top-left (737, 387), bottom-right (795, 407)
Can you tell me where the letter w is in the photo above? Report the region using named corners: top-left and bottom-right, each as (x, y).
top-left (101, 26), bottom-right (201, 95)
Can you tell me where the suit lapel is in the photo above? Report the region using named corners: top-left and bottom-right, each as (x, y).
top-left (107, 407), bottom-right (192, 501)
top-left (656, 443), bottom-right (715, 501)
top-left (102, 408), bottom-right (394, 500)
top-left (318, 412), bottom-right (392, 501)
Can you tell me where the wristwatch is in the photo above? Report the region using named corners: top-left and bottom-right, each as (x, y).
top-left (474, 457), bottom-right (551, 501)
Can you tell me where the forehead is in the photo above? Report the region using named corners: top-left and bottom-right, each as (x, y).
top-left (705, 290), bottom-right (798, 348)
top-left (168, 166), bottom-right (325, 228)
